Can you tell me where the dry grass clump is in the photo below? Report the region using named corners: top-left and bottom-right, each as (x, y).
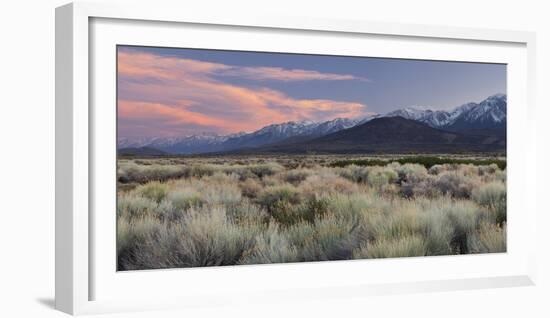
top-left (354, 235), bottom-right (427, 259)
top-left (277, 168), bottom-right (313, 185)
top-left (117, 216), bottom-right (163, 267)
top-left (117, 157), bottom-right (507, 270)
top-left (299, 172), bottom-right (359, 197)
top-left (477, 163), bottom-right (499, 176)
top-left (336, 164), bottom-right (398, 191)
top-left (400, 177), bottom-right (439, 198)
top-left (338, 164), bottom-right (370, 183)
top-left (202, 181), bottom-right (242, 206)
top-left (392, 163), bottom-right (429, 182)
top-left (247, 162), bottom-right (285, 178)
top-left (166, 188), bottom-right (203, 211)
top-left (472, 181), bottom-right (506, 224)
top-left (431, 201), bottom-right (480, 254)
top-left (118, 161), bottom-right (284, 185)
top-left (239, 224), bottom-right (299, 264)
top-left (117, 193), bottom-right (158, 219)
top-left (118, 161), bottom-right (187, 183)
top-left (428, 164), bottom-right (446, 175)
top-left (239, 178), bottom-right (263, 198)
top-left (185, 164), bottom-right (220, 178)
top-left (226, 201), bottom-right (269, 225)
top-left (135, 181), bottom-right (170, 203)
top-left (257, 184), bottom-right (302, 209)
top-left (118, 206), bottom-right (261, 270)
top-left (366, 166), bottom-right (399, 189)
top-left (468, 222), bottom-right (506, 253)
top-left (209, 163), bottom-right (284, 180)
top-left (300, 213), bottom-right (360, 261)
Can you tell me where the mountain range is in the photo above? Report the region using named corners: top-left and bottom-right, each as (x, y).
top-left (237, 116), bottom-right (505, 155)
top-left (383, 93), bottom-right (506, 133)
top-left (118, 93), bottom-right (507, 155)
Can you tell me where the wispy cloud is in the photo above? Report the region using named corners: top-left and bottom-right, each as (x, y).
top-left (118, 49), bottom-right (370, 137)
top-left (218, 66), bottom-right (370, 82)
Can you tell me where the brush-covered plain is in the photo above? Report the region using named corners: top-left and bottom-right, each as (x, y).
top-left (116, 155), bottom-right (506, 270)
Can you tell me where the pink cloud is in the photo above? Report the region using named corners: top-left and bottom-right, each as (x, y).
top-left (118, 51), bottom-right (369, 82)
top-left (118, 49), bottom-right (370, 137)
top-left (118, 100), bottom-right (248, 132)
top-left (219, 66), bottom-right (370, 82)
top-left (118, 51), bottom-right (230, 81)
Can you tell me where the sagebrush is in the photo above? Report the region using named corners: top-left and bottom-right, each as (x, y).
top-left (117, 156), bottom-right (506, 270)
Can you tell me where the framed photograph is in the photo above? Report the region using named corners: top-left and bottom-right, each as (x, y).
top-left (56, 2), bottom-right (537, 315)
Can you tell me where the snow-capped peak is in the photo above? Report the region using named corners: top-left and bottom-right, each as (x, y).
top-left (254, 120), bottom-right (321, 136)
top-left (387, 106), bottom-right (431, 118)
top-left (385, 105), bottom-right (450, 126)
top-left (458, 94), bottom-right (506, 124)
top-left (487, 93), bottom-right (506, 100)
top-left (375, 94), bottom-right (506, 129)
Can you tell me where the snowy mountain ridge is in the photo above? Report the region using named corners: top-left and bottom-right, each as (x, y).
top-left (118, 93), bottom-right (506, 154)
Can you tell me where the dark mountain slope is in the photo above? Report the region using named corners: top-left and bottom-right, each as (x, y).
top-left (118, 146), bottom-right (167, 157)
top-left (231, 117), bottom-right (505, 154)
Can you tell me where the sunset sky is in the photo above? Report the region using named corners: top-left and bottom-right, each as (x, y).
top-left (117, 45), bottom-right (506, 138)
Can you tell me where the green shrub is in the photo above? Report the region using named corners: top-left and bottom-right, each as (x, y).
top-left (257, 184), bottom-right (301, 211)
top-left (330, 156), bottom-right (506, 170)
top-left (331, 159), bottom-right (389, 168)
top-left (267, 200), bottom-right (300, 225)
top-left (166, 188), bottom-right (203, 211)
top-left (292, 196), bottom-right (330, 224)
top-left (338, 165), bottom-right (369, 183)
top-left (393, 163), bottom-right (429, 183)
top-left (366, 167), bottom-right (398, 189)
top-left (136, 181), bottom-right (170, 203)
top-left (248, 162), bottom-right (284, 178)
top-left (221, 165), bottom-right (257, 180)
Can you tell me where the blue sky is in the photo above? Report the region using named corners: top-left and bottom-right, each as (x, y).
top-left (118, 45), bottom-right (506, 137)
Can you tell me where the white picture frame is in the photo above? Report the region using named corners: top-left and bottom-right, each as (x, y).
top-left (55, 1), bottom-right (538, 315)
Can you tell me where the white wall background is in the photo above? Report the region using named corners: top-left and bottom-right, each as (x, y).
top-left (0, 0), bottom-right (548, 317)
